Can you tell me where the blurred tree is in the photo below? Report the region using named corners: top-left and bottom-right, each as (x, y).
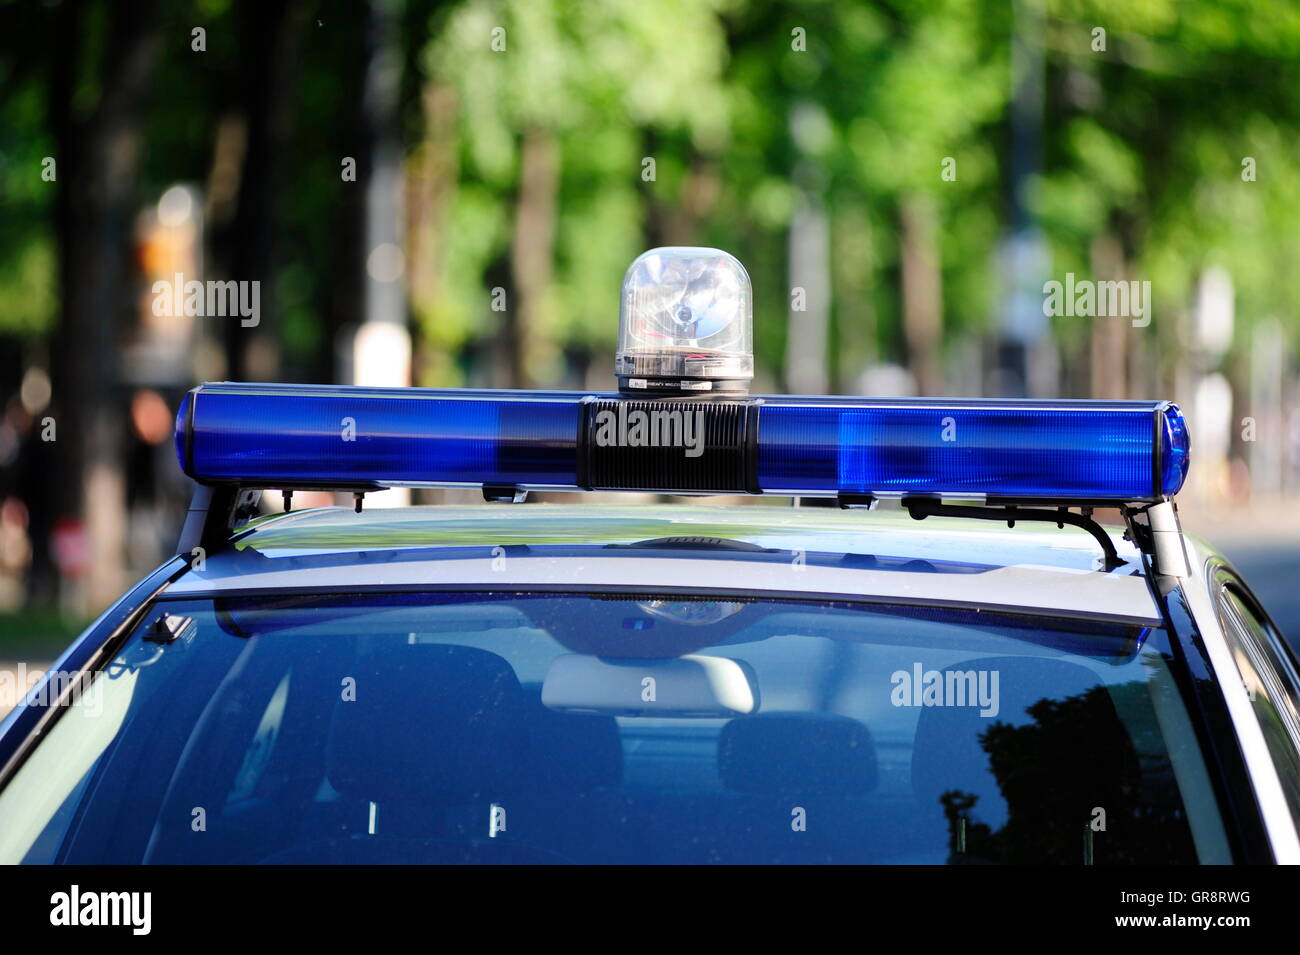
top-left (47, 0), bottom-right (161, 609)
top-left (423, 0), bottom-right (730, 388)
top-left (217, 0), bottom-right (304, 381)
top-left (1035, 0), bottom-right (1300, 398)
top-left (720, 0), bottom-right (1009, 393)
top-left (2, 0), bottom-right (1300, 615)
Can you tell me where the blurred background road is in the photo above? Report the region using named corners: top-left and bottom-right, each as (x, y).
top-left (1182, 507), bottom-right (1300, 651)
top-left (0, 0), bottom-right (1299, 672)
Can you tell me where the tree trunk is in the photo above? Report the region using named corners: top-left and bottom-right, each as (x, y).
top-left (786, 187), bottom-right (830, 394)
top-left (316, 0), bottom-right (374, 385)
top-left (507, 127), bottom-right (559, 388)
top-left (899, 195), bottom-right (943, 395)
top-left (222, 0), bottom-right (303, 381)
top-left (831, 204), bottom-right (876, 393)
top-left (406, 81), bottom-right (458, 385)
top-left (47, 0), bottom-right (160, 611)
top-left (1088, 233), bottom-right (1128, 399)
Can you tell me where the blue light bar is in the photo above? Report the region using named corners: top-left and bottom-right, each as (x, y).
top-left (176, 384), bottom-right (579, 489)
top-left (756, 398), bottom-right (1189, 501)
top-left (176, 384), bottom-right (1189, 503)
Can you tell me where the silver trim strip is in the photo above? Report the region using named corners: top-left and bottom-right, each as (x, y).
top-left (1183, 545), bottom-right (1300, 863)
top-left (167, 554), bottom-right (1162, 625)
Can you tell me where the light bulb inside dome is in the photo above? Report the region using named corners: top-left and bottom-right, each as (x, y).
top-left (615, 247), bottom-right (753, 395)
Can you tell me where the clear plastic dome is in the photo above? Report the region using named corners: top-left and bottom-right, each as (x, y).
top-left (615, 247), bottom-right (753, 393)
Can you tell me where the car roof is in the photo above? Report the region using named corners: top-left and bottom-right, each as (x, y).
top-left (164, 503), bottom-right (1162, 626)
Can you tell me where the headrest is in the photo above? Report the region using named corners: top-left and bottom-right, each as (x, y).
top-left (541, 653), bottom-right (759, 717)
top-left (719, 712), bottom-right (878, 796)
top-left (327, 644), bottom-right (526, 804)
top-left (514, 687), bottom-right (623, 793)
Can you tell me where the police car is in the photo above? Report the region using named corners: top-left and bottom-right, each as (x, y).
top-left (1, 247), bottom-right (1297, 865)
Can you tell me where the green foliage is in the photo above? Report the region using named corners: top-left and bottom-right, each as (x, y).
top-left (0, 81), bottom-right (56, 338)
top-left (1, 0), bottom-right (1298, 387)
top-left (0, 239), bottom-right (55, 338)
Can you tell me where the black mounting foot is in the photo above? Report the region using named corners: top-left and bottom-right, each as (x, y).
top-left (483, 484), bottom-right (528, 503)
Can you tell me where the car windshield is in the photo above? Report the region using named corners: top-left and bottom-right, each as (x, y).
top-left (0, 591), bottom-right (1229, 864)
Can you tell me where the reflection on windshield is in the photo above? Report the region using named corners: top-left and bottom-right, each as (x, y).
top-left (0, 592), bottom-right (1228, 864)
top-left (0, 667), bottom-right (138, 863)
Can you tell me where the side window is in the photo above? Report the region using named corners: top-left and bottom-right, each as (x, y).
top-left (1215, 576), bottom-right (1300, 827)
